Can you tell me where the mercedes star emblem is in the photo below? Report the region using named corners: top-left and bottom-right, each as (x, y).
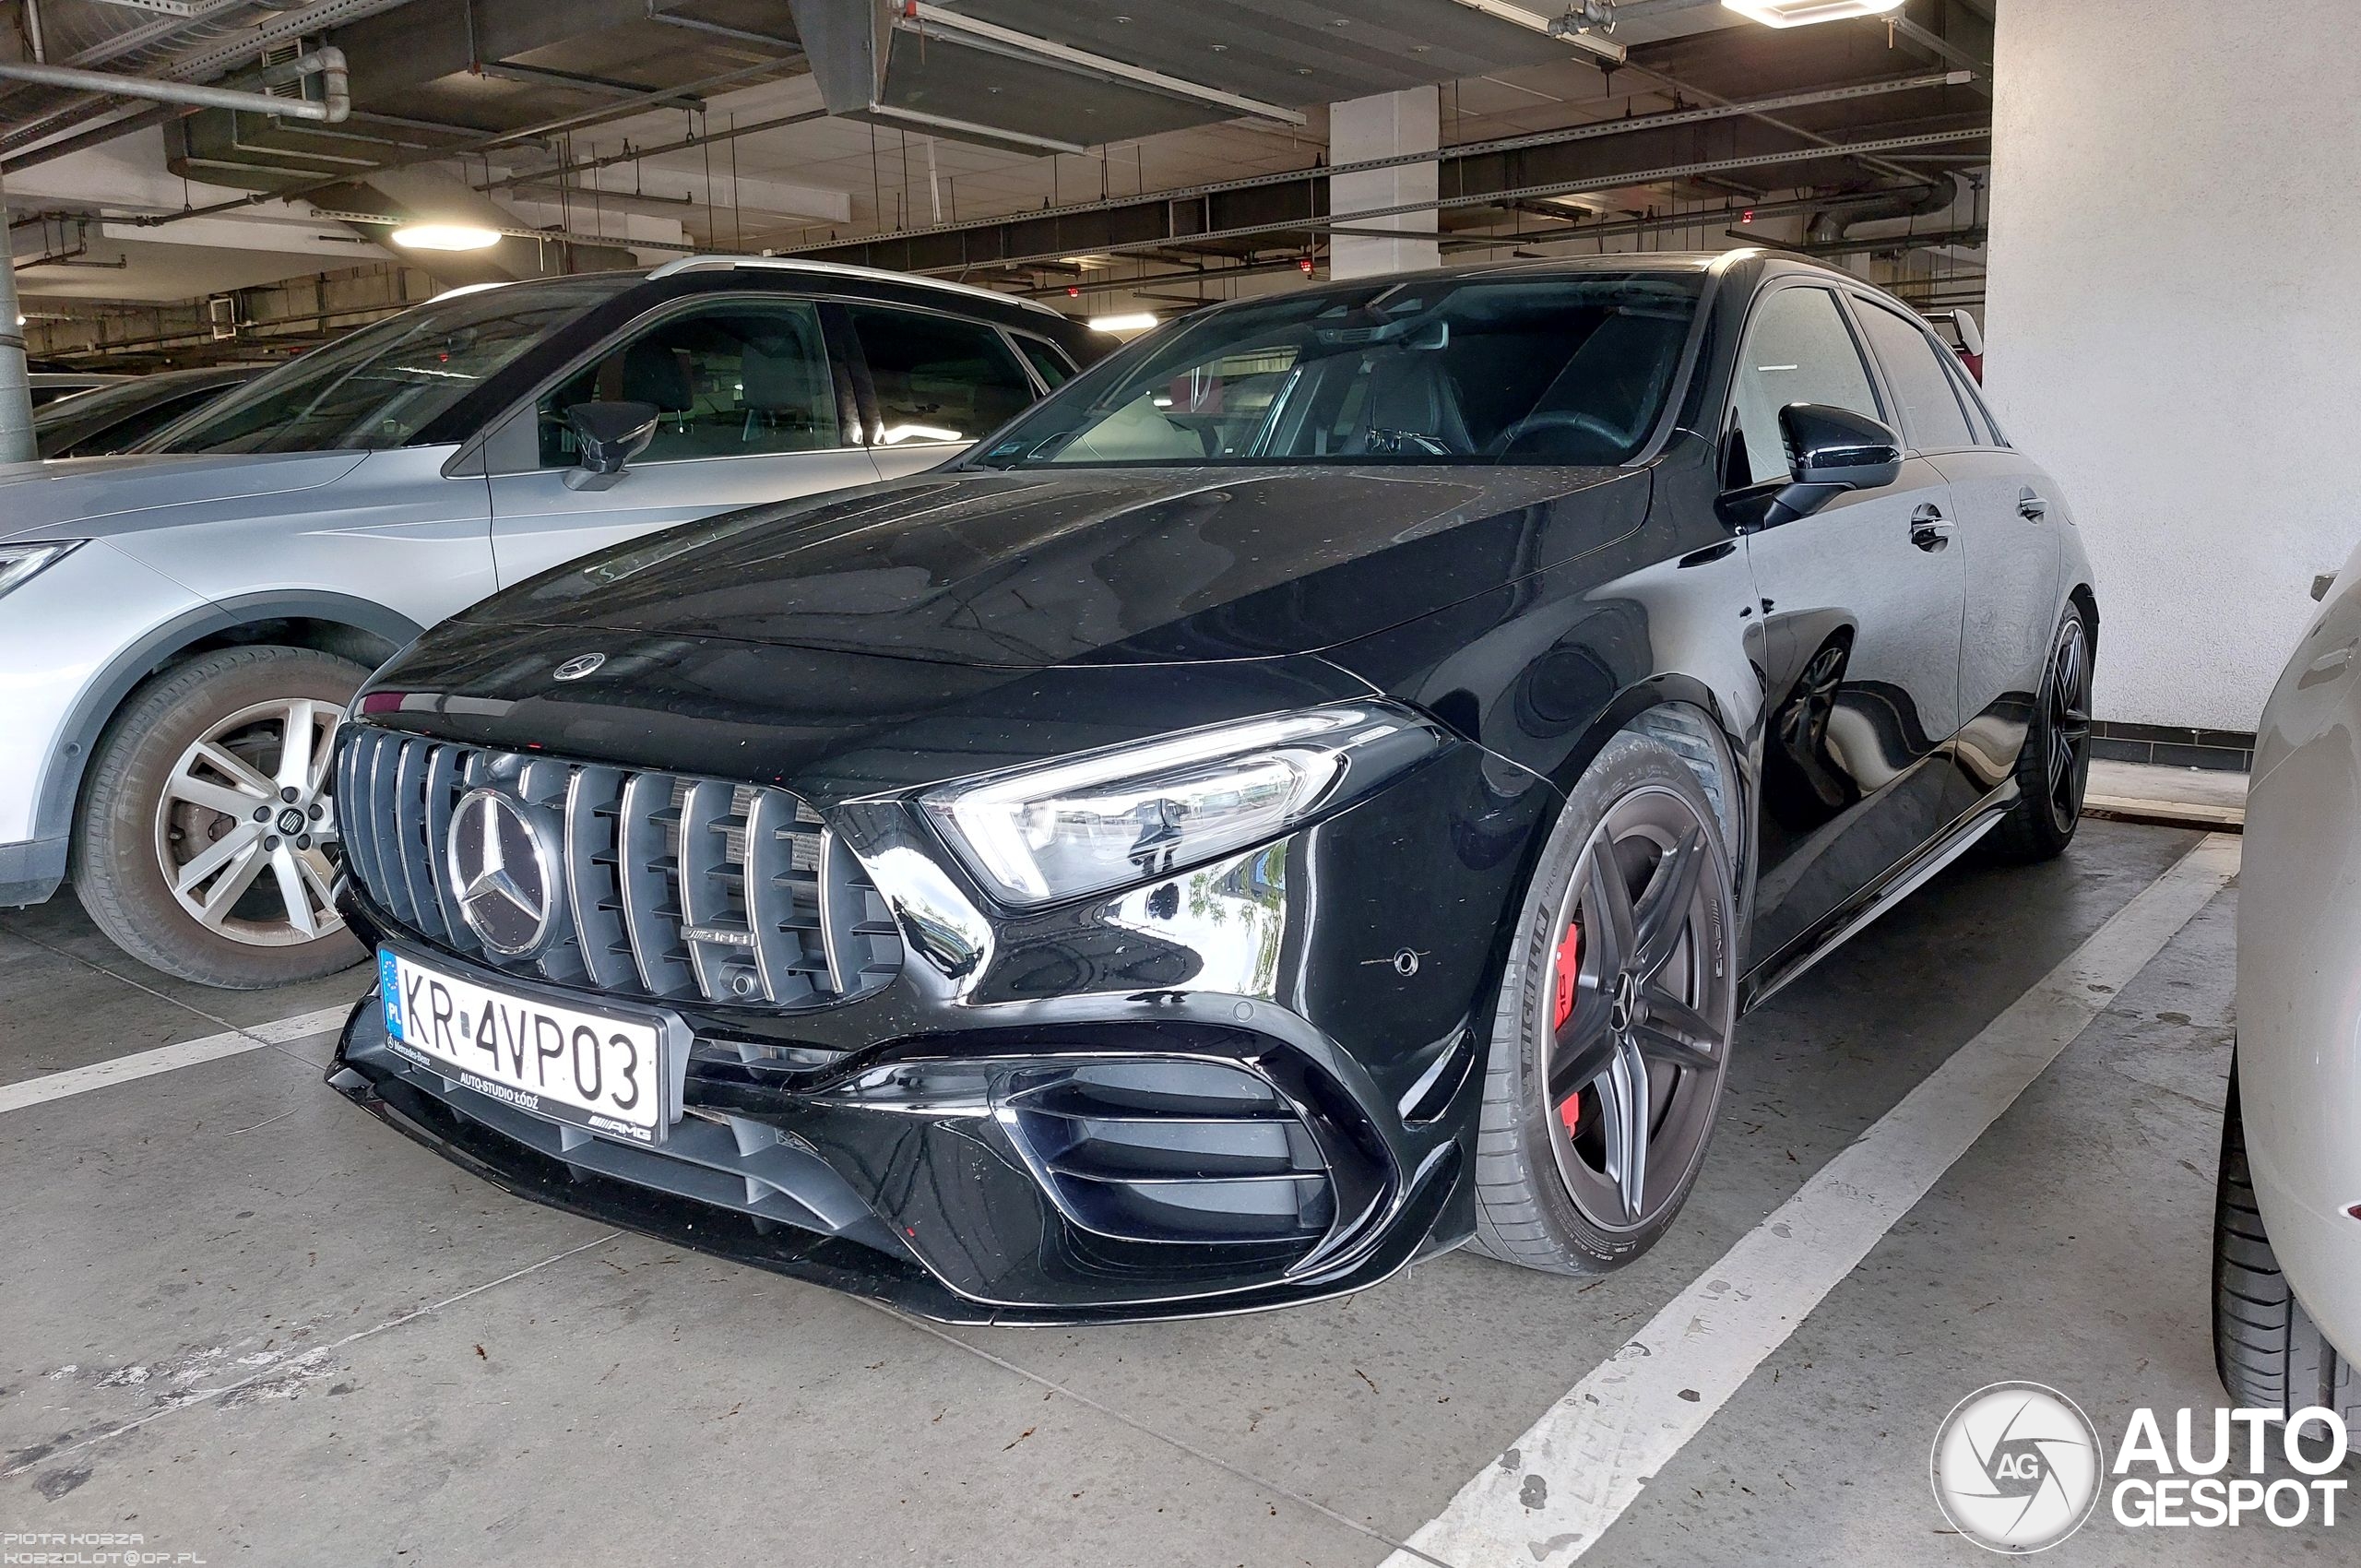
top-left (446, 789), bottom-right (555, 955)
top-left (552, 652), bottom-right (607, 682)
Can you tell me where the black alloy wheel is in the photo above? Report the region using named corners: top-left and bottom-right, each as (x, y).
top-left (1472, 729), bottom-right (1738, 1273)
top-left (1990, 610), bottom-right (2092, 862)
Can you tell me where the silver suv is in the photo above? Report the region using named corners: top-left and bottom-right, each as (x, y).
top-left (0, 257), bottom-right (1090, 987)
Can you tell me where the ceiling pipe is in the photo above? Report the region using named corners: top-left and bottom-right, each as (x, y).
top-left (1805, 172), bottom-right (1961, 246)
top-left (0, 47), bottom-right (350, 123)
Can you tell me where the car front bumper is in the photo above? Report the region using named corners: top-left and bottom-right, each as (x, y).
top-left (326, 738), bottom-right (1557, 1323)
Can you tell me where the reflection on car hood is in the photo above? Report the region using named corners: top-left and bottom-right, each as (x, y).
top-left (0, 450), bottom-right (368, 542)
top-left (469, 464), bottom-right (1646, 669)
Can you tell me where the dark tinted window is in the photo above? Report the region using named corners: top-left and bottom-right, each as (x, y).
top-left (1855, 302), bottom-right (1975, 451)
top-left (538, 299), bottom-right (839, 467)
top-left (1013, 333), bottom-right (1077, 390)
top-left (976, 271), bottom-right (1703, 468)
top-left (52, 385), bottom-right (231, 457)
top-left (1729, 287), bottom-right (1882, 486)
top-left (848, 305), bottom-right (1037, 447)
top-left (155, 279), bottom-right (628, 453)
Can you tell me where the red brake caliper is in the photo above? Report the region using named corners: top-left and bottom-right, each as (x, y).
top-left (1551, 919), bottom-right (1583, 1134)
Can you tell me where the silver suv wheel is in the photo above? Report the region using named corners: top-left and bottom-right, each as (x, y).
top-left (153, 696), bottom-right (343, 947)
top-left (74, 645), bottom-right (369, 988)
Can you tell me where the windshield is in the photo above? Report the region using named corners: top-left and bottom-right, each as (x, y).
top-left (147, 277), bottom-right (631, 455)
top-left (975, 271), bottom-right (1703, 469)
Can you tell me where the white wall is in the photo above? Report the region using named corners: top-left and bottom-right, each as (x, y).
top-left (1983, 0), bottom-right (2361, 732)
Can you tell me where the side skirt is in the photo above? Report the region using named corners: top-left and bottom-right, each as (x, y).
top-left (1740, 784), bottom-right (2016, 1012)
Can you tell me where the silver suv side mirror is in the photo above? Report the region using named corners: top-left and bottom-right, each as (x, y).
top-left (563, 400), bottom-right (659, 493)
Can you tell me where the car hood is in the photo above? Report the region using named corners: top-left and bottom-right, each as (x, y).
top-left (0, 450), bottom-right (369, 541)
top-left (467, 463), bottom-right (1649, 670)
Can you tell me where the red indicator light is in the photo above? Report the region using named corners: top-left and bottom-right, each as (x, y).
top-left (1740, 209), bottom-right (1755, 224)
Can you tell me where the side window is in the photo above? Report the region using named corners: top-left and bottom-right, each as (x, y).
top-left (1854, 302), bottom-right (1976, 452)
top-left (1940, 351), bottom-right (2005, 446)
top-left (1012, 333), bottom-right (1078, 390)
top-left (848, 305), bottom-right (1038, 445)
top-left (1728, 286), bottom-right (1882, 487)
top-left (539, 299), bottom-right (838, 467)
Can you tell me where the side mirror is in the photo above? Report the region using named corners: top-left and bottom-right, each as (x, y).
top-left (1765, 403), bottom-right (1904, 526)
top-left (563, 400), bottom-right (659, 493)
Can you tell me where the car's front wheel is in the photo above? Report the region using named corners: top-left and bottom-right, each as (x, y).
top-left (1470, 728), bottom-right (1739, 1274)
top-left (73, 645), bottom-right (369, 988)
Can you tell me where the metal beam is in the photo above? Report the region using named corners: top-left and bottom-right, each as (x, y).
top-left (891, 127), bottom-right (1991, 277)
top-left (799, 71), bottom-right (1967, 255)
top-left (900, 4), bottom-right (1307, 127)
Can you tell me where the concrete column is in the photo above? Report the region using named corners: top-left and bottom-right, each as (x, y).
top-left (1982, 0), bottom-right (2361, 731)
top-left (0, 170), bottom-right (34, 465)
top-left (1328, 85), bottom-right (1440, 280)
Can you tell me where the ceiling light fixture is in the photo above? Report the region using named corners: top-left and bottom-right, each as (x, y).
top-left (389, 222), bottom-right (502, 252)
top-left (1723, 0), bottom-right (1903, 26)
top-left (1087, 313), bottom-right (1158, 334)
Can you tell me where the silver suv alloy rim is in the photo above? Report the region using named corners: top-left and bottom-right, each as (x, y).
top-left (1542, 784), bottom-right (1736, 1234)
top-left (152, 697), bottom-right (344, 947)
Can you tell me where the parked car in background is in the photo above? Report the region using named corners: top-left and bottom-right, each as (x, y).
top-left (326, 251), bottom-right (2095, 1323)
top-left (0, 257), bottom-right (1095, 988)
top-left (2218, 538), bottom-right (2361, 1434)
top-left (28, 370), bottom-right (131, 408)
top-left (33, 365), bottom-right (266, 458)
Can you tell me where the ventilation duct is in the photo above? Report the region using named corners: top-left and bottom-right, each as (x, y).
top-left (1806, 172), bottom-right (1965, 247)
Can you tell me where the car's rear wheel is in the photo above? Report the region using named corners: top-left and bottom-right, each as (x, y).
top-left (73, 645), bottom-right (369, 988)
top-left (1470, 729), bottom-right (1738, 1274)
top-left (1989, 608), bottom-right (2092, 863)
top-left (2213, 1062), bottom-right (2360, 1457)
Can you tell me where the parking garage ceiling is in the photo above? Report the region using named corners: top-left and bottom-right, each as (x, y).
top-left (2, 0), bottom-right (1995, 362)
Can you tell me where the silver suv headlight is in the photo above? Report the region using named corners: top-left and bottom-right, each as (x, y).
top-left (0, 540), bottom-right (85, 601)
top-left (920, 703), bottom-right (1446, 908)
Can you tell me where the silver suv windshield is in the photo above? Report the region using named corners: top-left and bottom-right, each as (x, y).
top-left (146, 277), bottom-right (632, 455)
top-left (972, 270), bottom-right (1704, 469)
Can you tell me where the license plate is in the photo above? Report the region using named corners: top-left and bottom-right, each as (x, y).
top-left (378, 946), bottom-right (674, 1145)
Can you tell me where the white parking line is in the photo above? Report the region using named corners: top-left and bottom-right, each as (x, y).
top-left (1385, 833), bottom-right (2241, 1568)
top-left (0, 1004), bottom-right (353, 1116)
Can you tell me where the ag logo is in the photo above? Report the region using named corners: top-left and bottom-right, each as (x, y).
top-left (1931, 1382), bottom-right (2103, 1553)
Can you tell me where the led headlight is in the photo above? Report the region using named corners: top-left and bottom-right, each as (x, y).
top-left (0, 540), bottom-right (85, 602)
top-left (920, 704), bottom-right (1446, 908)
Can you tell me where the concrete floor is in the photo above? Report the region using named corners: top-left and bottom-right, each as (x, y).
top-left (0, 821), bottom-right (2338, 1564)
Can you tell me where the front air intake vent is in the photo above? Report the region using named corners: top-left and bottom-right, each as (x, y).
top-left (337, 729), bottom-right (901, 1010)
top-left (1003, 1061), bottom-right (1335, 1247)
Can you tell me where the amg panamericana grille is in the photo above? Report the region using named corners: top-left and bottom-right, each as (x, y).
top-left (336, 728), bottom-right (901, 1008)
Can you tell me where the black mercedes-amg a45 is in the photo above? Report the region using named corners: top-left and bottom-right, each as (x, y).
top-left (326, 252), bottom-right (2094, 1323)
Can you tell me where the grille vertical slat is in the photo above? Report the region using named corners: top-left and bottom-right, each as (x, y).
top-left (338, 730), bottom-right (899, 1010)
top-left (421, 744), bottom-right (469, 949)
top-left (564, 766), bottom-right (633, 992)
top-left (336, 731), bottom-right (376, 899)
top-left (618, 769), bottom-right (696, 997)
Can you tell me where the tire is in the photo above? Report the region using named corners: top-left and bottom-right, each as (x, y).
top-left (1469, 727), bottom-right (1739, 1274)
top-left (72, 645), bottom-right (370, 989)
top-left (2213, 1063), bottom-right (2360, 1458)
top-left (1987, 607), bottom-right (2092, 863)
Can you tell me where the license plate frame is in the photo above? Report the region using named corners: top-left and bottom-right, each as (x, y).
top-left (376, 944), bottom-right (689, 1146)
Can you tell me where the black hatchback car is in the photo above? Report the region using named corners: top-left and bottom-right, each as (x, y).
top-left (326, 252), bottom-right (2094, 1324)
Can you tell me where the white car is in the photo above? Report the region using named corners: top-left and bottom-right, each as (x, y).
top-left (2220, 539), bottom-right (2361, 1429)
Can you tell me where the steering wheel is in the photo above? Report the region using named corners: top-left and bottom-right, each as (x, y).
top-left (1493, 408), bottom-right (1627, 457)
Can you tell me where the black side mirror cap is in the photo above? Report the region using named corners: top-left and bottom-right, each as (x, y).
top-left (1764, 403), bottom-right (1904, 525)
top-left (563, 400), bottom-right (660, 492)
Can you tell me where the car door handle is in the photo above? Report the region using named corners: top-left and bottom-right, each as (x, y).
top-left (2018, 492), bottom-right (2049, 521)
top-left (1909, 504), bottom-right (1954, 552)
